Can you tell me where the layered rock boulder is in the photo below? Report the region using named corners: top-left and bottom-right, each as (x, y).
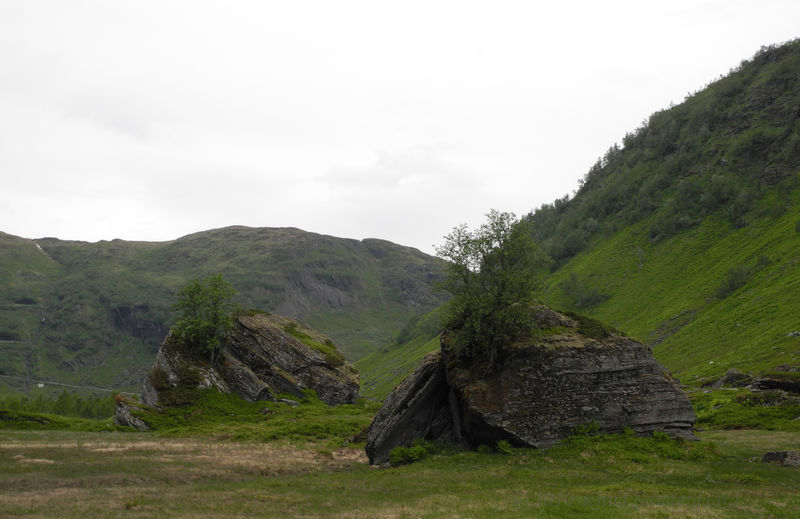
top-left (366, 306), bottom-right (696, 464)
top-left (137, 313), bottom-right (359, 409)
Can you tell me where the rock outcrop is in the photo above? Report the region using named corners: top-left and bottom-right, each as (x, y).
top-left (762, 451), bottom-right (800, 468)
top-left (365, 351), bottom-right (460, 464)
top-left (366, 306), bottom-right (696, 464)
top-left (113, 400), bottom-right (151, 431)
top-left (138, 313), bottom-right (359, 408)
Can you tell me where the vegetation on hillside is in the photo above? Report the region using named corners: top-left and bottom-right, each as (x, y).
top-left (522, 40), bottom-right (800, 383)
top-left (0, 227), bottom-right (446, 393)
top-left (356, 307), bottom-right (443, 400)
top-left (359, 40), bottom-right (800, 392)
top-left (527, 40), bottom-right (800, 266)
top-left (0, 390), bottom-right (117, 420)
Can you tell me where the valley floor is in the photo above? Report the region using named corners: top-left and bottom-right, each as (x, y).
top-left (1, 429), bottom-right (799, 518)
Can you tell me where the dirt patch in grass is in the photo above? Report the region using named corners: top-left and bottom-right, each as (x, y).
top-left (13, 454), bottom-right (55, 464)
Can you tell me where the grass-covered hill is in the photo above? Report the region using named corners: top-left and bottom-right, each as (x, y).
top-left (530, 40), bottom-right (800, 385)
top-left (0, 226), bottom-right (446, 393)
top-left (359, 40), bottom-right (800, 397)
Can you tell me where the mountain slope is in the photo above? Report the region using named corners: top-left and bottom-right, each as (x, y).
top-left (530, 40), bottom-right (800, 383)
top-left (358, 40), bottom-right (800, 399)
top-left (0, 226), bottom-right (446, 393)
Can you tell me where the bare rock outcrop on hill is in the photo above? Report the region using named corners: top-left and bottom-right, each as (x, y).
top-left (366, 306), bottom-right (696, 464)
top-left (117, 313), bottom-right (359, 429)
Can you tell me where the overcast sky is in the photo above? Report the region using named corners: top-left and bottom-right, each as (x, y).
top-left (1, 1), bottom-right (798, 254)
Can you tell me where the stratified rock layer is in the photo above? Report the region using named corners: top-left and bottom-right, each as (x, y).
top-left (365, 351), bottom-right (459, 465)
top-left (366, 306), bottom-right (696, 464)
top-left (140, 313), bottom-right (359, 408)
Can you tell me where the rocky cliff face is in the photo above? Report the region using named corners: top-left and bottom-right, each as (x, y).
top-left (138, 313), bottom-right (359, 409)
top-left (366, 306), bottom-right (696, 465)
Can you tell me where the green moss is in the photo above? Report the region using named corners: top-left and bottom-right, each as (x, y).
top-left (560, 310), bottom-right (620, 340)
top-left (283, 322), bottom-right (346, 367)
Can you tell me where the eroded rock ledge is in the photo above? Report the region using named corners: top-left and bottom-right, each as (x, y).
top-left (366, 306), bottom-right (696, 465)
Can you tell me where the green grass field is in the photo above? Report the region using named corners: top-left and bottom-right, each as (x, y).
top-left (2, 383), bottom-right (800, 518)
top-left (1, 428), bottom-right (799, 518)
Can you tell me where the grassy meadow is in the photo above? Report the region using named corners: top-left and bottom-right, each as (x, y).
top-left (1, 427), bottom-right (799, 518)
top-left (2, 385), bottom-right (800, 518)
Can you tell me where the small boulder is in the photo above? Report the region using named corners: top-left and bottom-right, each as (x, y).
top-left (762, 451), bottom-right (800, 468)
top-left (113, 401), bottom-right (150, 431)
top-left (718, 368), bottom-right (754, 388)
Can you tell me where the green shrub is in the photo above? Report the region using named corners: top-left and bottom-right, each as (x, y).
top-left (560, 273), bottom-right (609, 309)
top-left (554, 429), bottom-right (720, 463)
top-left (496, 439), bottom-right (514, 454)
top-left (148, 365), bottom-right (171, 391)
top-left (572, 421), bottom-right (601, 436)
top-left (693, 389), bottom-right (800, 431)
top-left (716, 264), bottom-right (751, 299)
top-left (733, 389), bottom-right (794, 407)
top-left (175, 365), bottom-right (202, 387)
top-left (561, 311), bottom-right (619, 340)
top-left (389, 438), bottom-right (434, 466)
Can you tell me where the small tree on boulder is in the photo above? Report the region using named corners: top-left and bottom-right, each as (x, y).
top-left (172, 273), bottom-right (237, 365)
top-left (435, 210), bottom-right (546, 365)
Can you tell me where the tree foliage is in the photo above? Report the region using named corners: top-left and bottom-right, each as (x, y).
top-left (436, 210), bottom-right (546, 365)
top-left (172, 274), bottom-right (237, 364)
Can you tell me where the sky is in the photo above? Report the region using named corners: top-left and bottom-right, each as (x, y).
top-left (1, 1), bottom-right (799, 254)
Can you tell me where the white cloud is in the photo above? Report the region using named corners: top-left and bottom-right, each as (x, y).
top-left (1, 0), bottom-right (799, 251)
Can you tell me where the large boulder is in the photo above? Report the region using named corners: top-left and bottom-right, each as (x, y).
top-left (365, 350), bottom-right (461, 465)
top-left (366, 306), bottom-right (696, 464)
top-left (139, 313), bottom-right (359, 407)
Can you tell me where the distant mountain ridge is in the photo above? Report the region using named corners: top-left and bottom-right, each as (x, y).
top-left (0, 226), bottom-right (446, 393)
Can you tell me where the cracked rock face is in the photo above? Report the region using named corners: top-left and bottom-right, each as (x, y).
top-left (140, 313), bottom-right (359, 407)
top-left (365, 350), bottom-right (457, 465)
top-left (366, 306), bottom-right (696, 464)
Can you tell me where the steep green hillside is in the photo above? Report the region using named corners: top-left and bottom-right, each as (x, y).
top-left (528, 41), bottom-right (800, 265)
top-left (359, 40), bottom-right (800, 397)
top-left (529, 40), bottom-right (800, 383)
top-left (0, 227), bottom-right (445, 393)
top-left (541, 186), bottom-right (800, 383)
top-left (356, 307), bottom-right (443, 400)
